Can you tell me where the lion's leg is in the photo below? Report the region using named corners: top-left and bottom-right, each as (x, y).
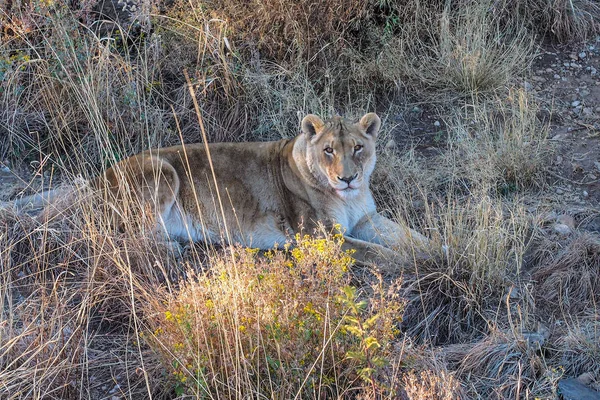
top-left (341, 236), bottom-right (423, 275)
top-left (351, 212), bottom-right (430, 251)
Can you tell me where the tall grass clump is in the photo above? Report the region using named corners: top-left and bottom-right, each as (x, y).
top-left (378, 1), bottom-right (536, 95)
top-left (370, 91), bottom-right (547, 345)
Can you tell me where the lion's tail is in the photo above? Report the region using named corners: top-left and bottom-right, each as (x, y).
top-left (1, 188), bottom-right (67, 212)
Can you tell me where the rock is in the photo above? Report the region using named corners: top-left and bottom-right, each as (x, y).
top-left (546, 67), bottom-right (554, 72)
top-left (523, 81), bottom-right (533, 91)
top-left (557, 214), bottom-right (575, 229)
top-left (433, 120), bottom-right (441, 127)
top-left (558, 378), bottom-right (600, 400)
top-left (572, 100), bottom-right (582, 107)
top-left (577, 372), bottom-right (595, 386)
top-left (581, 89), bottom-right (591, 97)
top-left (579, 51), bottom-right (587, 59)
top-left (554, 223), bottom-right (572, 235)
top-left (584, 107), bottom-right (593, 116)
top-left (583, 190), bottom-right (589, 198)
top-left (554, 74), bottom-right (561, 79)
top-left (556, 155), bottom-right (564, 164)
top-left (556, 188), bottom-right (565, 194)
top-left (533, 76), bottom-right (547, 82)
top-left (570, 53), bottom-right (579, 60)
top-left (594, 161), bottom-right (600, 173)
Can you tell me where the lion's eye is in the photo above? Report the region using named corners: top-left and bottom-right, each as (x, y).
top-left (324, 147), bottom-right (334, 154)
top-left (354, 144), bottom-right (363, 152)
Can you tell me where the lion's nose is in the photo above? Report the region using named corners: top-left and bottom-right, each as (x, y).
top-left (337, 174), bottom-right (357, 184)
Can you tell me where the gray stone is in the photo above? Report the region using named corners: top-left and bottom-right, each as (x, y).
top-left (558, 378), bottom-right (600, 400)
top-left (572, 100), bottom-right (582, 107)
top-left (557, 214), bottom-right (576, 229)
top-left (554, 223), bottom-right (572, 235)
top-left (579, 51), bottom-right (587, 59)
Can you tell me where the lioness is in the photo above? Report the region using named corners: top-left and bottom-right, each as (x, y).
top-left (10, 113), bottom-right (429, 266)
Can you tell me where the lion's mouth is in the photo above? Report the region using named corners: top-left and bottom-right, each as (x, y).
top-left (333, 184), bottom-right (358, 194)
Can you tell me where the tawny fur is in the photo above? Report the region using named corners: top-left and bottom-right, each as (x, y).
top-left (92, 113), bottom-right (430, 267)
top-left (9, 113), bottom-right (430, 268)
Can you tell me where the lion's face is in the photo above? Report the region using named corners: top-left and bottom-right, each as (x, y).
top-left (301, 113), bottom-right (380, 199)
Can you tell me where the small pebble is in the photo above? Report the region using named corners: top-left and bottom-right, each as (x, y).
top-left (554, 74), bottom-right (561, 79)
top-left (572, 100), bottom-right (581, 107)
top-left (433, 120), bottom-right (441, 127)
top-left (579, 51), bottom-right (587, 58)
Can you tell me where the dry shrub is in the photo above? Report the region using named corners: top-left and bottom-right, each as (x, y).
top-left (1, 6), bottom-right (173, 171)
top-left (371, 94), bottom-right (542, 345)
top-left (402, 369), bottom-right (464, 400)
top-left (446, 330), bottom-right (558, 399)
top-left (141, 231), bottom-right (405, 398)
top-left (397, 194), bottom-right (531, 345)
top-left (446, 89), bottom-right (550, 192)
top-left (492, 0), bottom-right (600, 42)
top-left (378, 1), bottom-right (536, 95)
top-left (0, 187), bottom-right (177, 398)
top-left (166, 0), bottom-right (368, 62)
top-left (554, 318), bottom-right (600, 378)
top-left (532, 233), bottom-right (600, 317)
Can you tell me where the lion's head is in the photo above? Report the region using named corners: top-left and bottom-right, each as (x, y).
top-left (300, 113), bottom-right (380, 199)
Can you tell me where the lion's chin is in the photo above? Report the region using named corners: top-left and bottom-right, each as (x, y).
top-left (334, 187), bottom-right (360, 199)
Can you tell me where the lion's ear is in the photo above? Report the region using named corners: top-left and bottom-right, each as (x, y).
top-left (359, 113), bottom-right (381, 139)
top-left (301, 114), bottom-right (325, 139)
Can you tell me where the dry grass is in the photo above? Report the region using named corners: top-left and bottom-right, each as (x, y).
top-left (1, 0), bottom-right (600, 399)
top-left (378, 2), bottom-right (537, 95)
top-left (532, 232), bottom-right (600, 317)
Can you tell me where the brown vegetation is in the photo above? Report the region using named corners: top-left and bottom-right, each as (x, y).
top-left (1, 0), bottom-right (599, 398)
